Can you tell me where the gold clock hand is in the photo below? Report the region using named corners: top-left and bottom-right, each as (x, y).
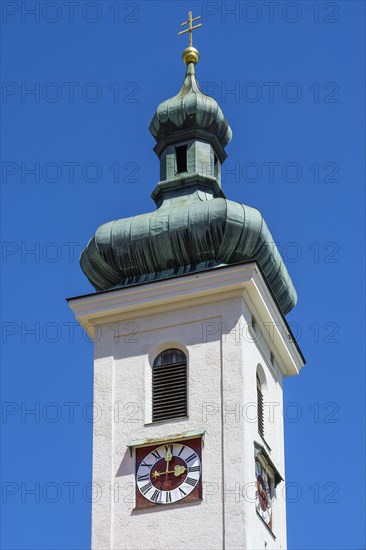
top-left (164, 447), bottom-right (172, 481)
top-left (164, 447), bottom-right (173, 462)
top-left (151, 465), bottom-right (187, 480)
top-left (173, 464), bottom-right (186, 477)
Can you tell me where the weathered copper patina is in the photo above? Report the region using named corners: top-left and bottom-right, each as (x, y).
top-left (80, 60), bottom-right (297, 315)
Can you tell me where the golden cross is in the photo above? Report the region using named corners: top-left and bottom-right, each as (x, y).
top-left (178, 10), bottom-right (202, 48)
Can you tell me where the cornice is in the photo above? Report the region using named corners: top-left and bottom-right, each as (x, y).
top-left (68, 262), bottom-right (305, 377)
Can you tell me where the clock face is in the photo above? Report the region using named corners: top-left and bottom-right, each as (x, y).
top-left (255, 459), bottom-right (272, 529)
top-left (135, 439), bottom-right (202, 508)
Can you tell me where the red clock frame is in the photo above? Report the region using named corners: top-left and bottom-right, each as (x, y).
top-left (135, 437), bottom-right (202, 509)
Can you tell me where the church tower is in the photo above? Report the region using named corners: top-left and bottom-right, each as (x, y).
top-left (68, 12), bottom-right (305, 550)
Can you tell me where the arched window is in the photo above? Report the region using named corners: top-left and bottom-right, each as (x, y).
top-left (257, 373), bottom-right (265, 438)
top-left (152, 348), bottom-right (187, 422)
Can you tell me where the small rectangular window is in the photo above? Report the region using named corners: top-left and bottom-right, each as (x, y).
top-left (175, 145), bottom-right (187, 174)
top-left (214, 155), bottom-right (219, 177)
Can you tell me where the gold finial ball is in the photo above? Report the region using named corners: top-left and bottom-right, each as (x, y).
top-left (182, 47), bottom-right (200, 64)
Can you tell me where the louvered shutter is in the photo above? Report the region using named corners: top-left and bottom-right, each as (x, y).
top-left (152, 349), bottom-right (187, 422)
top-left (257, 375), bottom-right (264, 437)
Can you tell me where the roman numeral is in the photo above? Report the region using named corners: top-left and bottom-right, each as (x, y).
top-left (188, 466), bottom-right (200, 473)
top-left (178, 445), bottom-right (185, 456)
top-left (179, 487), bottom-right (187, 497)
top-left (150, 489), bottom-right (161, 502)
top-left (185, 477), bottom-right (196, 487)
top-left (151, 450), bottom-right (161, 460)
top-left (165, 491), bottom-right (172, 503)
top-left (141, 461), bottom-right (152, 469)
top-left (186, 453), bottom-right (197, 463)
top-left (140, 482), bottom-right (152, 495)
top-left (137, 474), bottom-right (150, 482)
top-left (165, 444), bottom-right (173, 454)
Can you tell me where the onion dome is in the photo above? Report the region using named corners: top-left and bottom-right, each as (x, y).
top-left (80, 201), bottom-right (297, 315)
top-left (149, 62), bottom-right (232, 154)
top-left (79, 45), bottom-right (298, 315)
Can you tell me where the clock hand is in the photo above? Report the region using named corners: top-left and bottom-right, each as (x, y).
top-left (151, 465), bottom-right (187, 480)
top-left (164, 447), bottom-right (172, 482)
top-left (164, 447), bottom-right (173, 462)
top-left (173, 464), bottom-right (186, 476)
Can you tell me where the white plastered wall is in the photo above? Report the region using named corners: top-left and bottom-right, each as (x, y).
top-left (90, 293), bottom-right (288, 550)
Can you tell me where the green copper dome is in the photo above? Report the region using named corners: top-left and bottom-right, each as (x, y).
top-left (80, 58), bottom-right (298, 315)
top-left (149, 63), bottom-right (232, 151)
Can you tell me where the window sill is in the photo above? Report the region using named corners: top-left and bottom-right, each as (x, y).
top-left (144, 416), bottom-right (189, 427)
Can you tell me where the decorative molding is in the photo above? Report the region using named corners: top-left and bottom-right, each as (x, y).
top-left (68, 262), bottom-right (305, 376)
top-left (127, 428), bottom-right (205, 454)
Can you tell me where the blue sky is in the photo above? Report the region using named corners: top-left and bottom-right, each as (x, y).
top-left (1, 1), bottom-right (365, 549)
